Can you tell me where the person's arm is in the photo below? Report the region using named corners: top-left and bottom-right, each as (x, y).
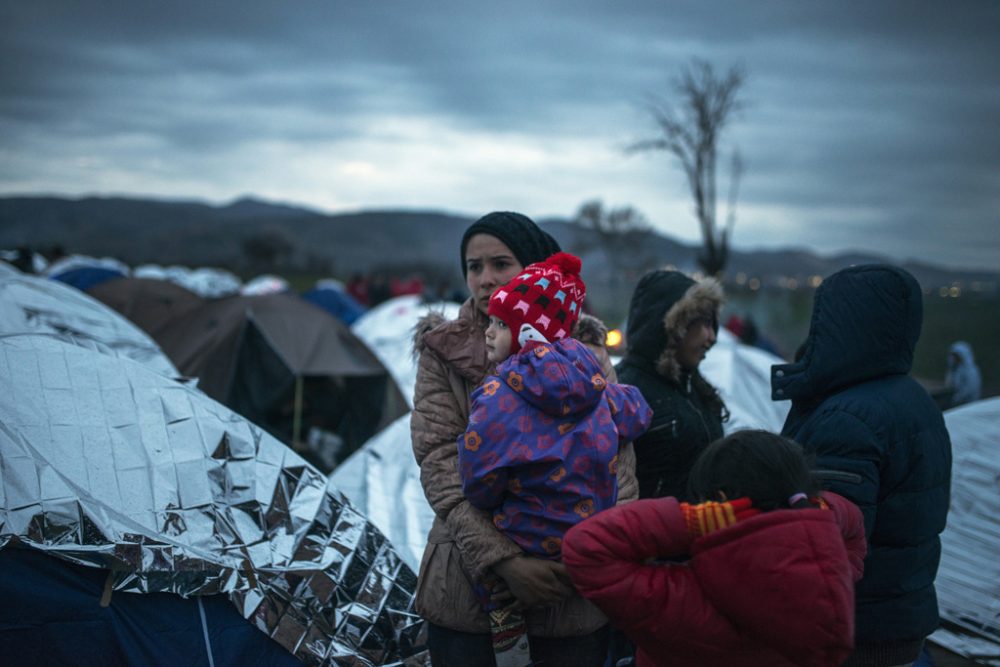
top-left (411, 350), bottom-right (521, 577)
top-left (821, 490), bottom-right (867, 582)
top-left (796, 408), bottom-right (881, 540)
top-left (411, 349), bottom-right (574, 605)
top-left (457, 385), bottom-right (509, 510)
top-left (563, 498), bottom-right (710, 639)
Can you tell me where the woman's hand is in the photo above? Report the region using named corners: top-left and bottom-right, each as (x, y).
top-left (492, 555), bottom-right (575, 609)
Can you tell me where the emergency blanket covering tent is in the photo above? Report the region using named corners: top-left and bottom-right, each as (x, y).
top-left (930, 397), bottom-right (1000, 664)
top-left (0, 264), bottom-right (178, 379)
top-left (334, 297), bottom-right (789, 573)
top-left (0, 333), bottom-right (429, 666)
top-left (88, 279), bottom-right (409, 472)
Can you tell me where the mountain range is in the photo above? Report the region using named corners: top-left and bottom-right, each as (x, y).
top-left (2, 195), bottom-right (995, 309)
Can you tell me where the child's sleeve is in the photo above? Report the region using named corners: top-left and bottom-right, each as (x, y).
top-left (821, 490), bottom-right (867, 582)
top-left (563, 498), bottom-right (712, 641)
top-left (456, 382), bottom-right (509, 511)
top-left (604, 382), bottom-right (653, 443)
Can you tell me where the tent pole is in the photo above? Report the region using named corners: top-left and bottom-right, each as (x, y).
top-left (292, 375), bottom-right (304, 451)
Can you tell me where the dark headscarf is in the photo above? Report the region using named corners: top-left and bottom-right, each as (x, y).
top-left (460, 211), bottom-right (561, 277)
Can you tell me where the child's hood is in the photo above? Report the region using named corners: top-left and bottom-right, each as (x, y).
top-left (690, 509), bottom-right (856, 667)
top-left (496, 338), bottom-right (607, 417)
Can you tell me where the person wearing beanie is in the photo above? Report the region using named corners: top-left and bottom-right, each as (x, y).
top-left (411, 213), bottom-right (640, 667)
top-left (457, 252), bottom-right (652, 667)
top-left (616, 270), bottom-right (728, 500)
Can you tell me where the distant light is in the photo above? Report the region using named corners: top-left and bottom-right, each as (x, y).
top-left (735, 272), bottom-right (747, 285)
top-left (787, 278), bottom-right (798, 290)
top-left (809, 275), bottom-right (822, 288)
top-left (606, 329), bottom-right (623, 348)
top-left (749, 278), bottom-right (761, 291)
top-left (939, 287), bottom-right (949, 297)
top-left (949, 286), bottom-right (961, 298)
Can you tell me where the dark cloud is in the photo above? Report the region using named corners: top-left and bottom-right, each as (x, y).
top-left (1, 0), bottom-right (998, 269)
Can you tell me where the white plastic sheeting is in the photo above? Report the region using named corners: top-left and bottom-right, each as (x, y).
top-left (701, 327), bottom-right (790, 434)
top-left (351, 295), bottom-right (462, 408)
top-left (0, 265), bottom-right (179, 378)
top-left (133, 264), bottom-right (242, 298)
top-left (240, 274), bottom-right (290, 296)
top-left (930, 397), bottom-right (1000, 664)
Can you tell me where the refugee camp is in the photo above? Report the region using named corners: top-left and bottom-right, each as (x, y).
top-left (2, 2), bottom-right (998, 666)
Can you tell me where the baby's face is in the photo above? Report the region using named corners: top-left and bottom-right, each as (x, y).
top-left (485, 316), bottom-right (512, 363)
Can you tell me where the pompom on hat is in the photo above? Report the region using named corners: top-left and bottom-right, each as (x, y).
top-left (488, 252), bottom-right (586, 354)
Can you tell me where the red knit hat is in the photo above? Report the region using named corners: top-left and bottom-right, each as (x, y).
top-left (488, 252), bottom-right (586, 354)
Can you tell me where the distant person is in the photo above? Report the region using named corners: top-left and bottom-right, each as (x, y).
top-left (772, 264), bottom-right (952, 667)
top-left (410, 211), bottom-right (637, 666)
top-left (737, 314), bottom-right (783, 358)
top-left (616, 270), bottom-right (727, 500)
top-left (945, 341), bottom-right (982, 407)
top-left (458, 252), bottom-right (651, 667)
top-left (563, 429), bottom-right (866, 667)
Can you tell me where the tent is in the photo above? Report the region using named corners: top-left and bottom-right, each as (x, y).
top-left (0, 333), bottom-right (428, 666)
top-left (301, 283), bottom-right (367, 326)
top-left (350, 295), bottom-right (462, 408)
top-left (133, 263), bottom-right (242, 298)
top-left (50, 265), bottom-right (127, 291)
top-left (89, 279), bottom-right (408, 472)
top-left (701, 327), bottom-right (790, 434)
top-left (928, 397), bottom-right (1000, 663)
top-left (0, 266), bottom-right (178, 378)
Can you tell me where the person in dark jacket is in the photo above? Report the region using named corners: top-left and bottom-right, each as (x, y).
top-left (616, 270), bottom-right (727, 500)
top-left (772, 264), bottom-right (952, 667)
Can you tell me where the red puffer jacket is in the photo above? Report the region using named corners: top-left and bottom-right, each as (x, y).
top-left (563, 492), bottom-right (866, 667)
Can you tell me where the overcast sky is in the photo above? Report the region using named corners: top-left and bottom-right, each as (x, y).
top-left (1, 1), bottom-right (998, 270)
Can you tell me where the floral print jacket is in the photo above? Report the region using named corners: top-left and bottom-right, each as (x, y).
top-left (459, 338), bottom-right (652, 559)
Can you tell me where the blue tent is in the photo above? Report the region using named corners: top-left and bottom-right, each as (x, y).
top-left (51, 266), bottom-right (126, 291)
top-left (300, 286), bottom-right (366, 325)
top-left (0, 547), bottom-right (302, 667)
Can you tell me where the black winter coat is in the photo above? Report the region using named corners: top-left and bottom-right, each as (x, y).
top-left (773, 264), bottom-right (952, 652)
top-left (616, 270), bottom-right (725, 500)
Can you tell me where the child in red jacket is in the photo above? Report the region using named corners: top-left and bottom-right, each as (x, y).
top-left (563, 429), bottom-right (867, 667)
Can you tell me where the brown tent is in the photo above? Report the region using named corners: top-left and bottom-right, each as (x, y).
top-left (89, 278), bottom-right (408, 471)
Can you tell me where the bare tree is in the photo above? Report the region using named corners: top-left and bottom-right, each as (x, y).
top-left (630, 59), bottom-right (746, 277)
top-left (573, 199), bottom-right (657, 287)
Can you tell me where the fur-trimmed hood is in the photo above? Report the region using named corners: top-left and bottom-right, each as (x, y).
top-left (412, 297), bottom-right (491, 384)
top-left (622, 270), bottom-right (724, 383)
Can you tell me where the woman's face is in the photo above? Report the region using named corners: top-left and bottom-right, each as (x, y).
top-left (676, 317), bottom-right (717, 370)
top-left (464, 234), bottom-right (523, 315)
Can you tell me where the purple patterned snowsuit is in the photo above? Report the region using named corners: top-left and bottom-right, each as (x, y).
top-left (458, 338), bottom-right (652, 559)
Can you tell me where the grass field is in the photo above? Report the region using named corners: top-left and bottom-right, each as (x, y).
top-left (720, 286), bottom-right (999, 400)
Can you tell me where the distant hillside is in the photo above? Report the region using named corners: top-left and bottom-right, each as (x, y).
top-left (2, 195), bottom-right (996, 303)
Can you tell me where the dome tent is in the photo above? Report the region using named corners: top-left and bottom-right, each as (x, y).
top-left (89, 278), bottom-right (408, 472)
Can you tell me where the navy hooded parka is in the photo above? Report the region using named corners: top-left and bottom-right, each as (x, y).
top-left (772, 264), bottom-right (952, 650)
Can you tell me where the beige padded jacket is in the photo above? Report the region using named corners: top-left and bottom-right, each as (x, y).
top-left (410, 298), bottom-right (638, 636)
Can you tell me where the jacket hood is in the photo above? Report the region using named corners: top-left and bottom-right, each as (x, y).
top-left (498, 338), bottom-right (606, 418)
top-left (622, 270), bottom-right (723, 383)
top-left (949, 341), bottom-right (975, 366)
top-left (693, 509), bottom-right (856, 667)
top-left (413, 297), bottom-right (491, 383)
top-left (772, 264), bottom-right (922, 403)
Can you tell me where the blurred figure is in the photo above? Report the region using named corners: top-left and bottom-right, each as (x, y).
top-left (945, 341), bottom-right (981, 408)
